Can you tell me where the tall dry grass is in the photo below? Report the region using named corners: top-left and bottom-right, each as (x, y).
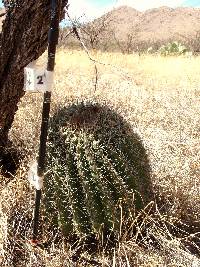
top-left (0, 50), bottom-right (199, 266)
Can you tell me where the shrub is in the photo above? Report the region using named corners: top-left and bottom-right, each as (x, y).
top-left (159, 41), bottom-right (188, 56)
top-left (44, 101), bottom-right (152, 239)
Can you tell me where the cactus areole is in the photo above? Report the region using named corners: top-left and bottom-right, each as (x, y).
top-left (44, 102), bottom-right (152, 239)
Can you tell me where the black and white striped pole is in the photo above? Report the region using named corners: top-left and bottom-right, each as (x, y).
top-left (24, 0), bottom-right (62, 246)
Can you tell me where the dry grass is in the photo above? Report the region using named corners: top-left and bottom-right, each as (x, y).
top-left (1, 50), bottom-right (200, 266)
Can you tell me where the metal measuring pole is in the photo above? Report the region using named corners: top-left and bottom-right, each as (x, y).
top-left (31, 0), bottom-right (61, 245)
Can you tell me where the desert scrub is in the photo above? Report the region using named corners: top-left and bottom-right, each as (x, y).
top-left (44, 101), bottom-right (152, 239)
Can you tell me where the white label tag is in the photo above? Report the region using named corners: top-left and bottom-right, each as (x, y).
top-left (24, 65), bottom-right (54, 92)
top-left (28, 161), bottom-right (43, 190)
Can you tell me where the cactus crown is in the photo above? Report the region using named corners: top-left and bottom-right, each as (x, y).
top-left (44, 101), bottom-right (152, 239)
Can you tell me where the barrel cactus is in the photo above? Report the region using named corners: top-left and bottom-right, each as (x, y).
top-left (44, 102), bottom-right (152, 239)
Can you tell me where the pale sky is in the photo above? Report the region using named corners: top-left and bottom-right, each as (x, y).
top-left (67, 0), bottom-right (200, 20)
top-left (0, 0), bottom-right (199, 20)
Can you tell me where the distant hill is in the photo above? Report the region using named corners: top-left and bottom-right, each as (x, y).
top-left (106, 6), bottom-right (200, 43)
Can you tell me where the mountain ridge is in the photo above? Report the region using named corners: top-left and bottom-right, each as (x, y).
top-left (104, 5), bottom-right (200, 43)
top-left (106, 6), bottom-right (200, 39)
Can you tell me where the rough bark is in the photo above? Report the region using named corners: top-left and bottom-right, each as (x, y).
top-left (0, 0), bottom-right (68, 148)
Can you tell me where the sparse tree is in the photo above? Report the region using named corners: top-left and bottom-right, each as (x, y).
top-left (113, 25), bottom-right (140, 54)
top-left (59, 27), bottom-right (77, 48)
top-left (0, 0), bottom-right (67, 150)
top-left (185, 30), bottom-right (200, 53)
top-left (80, 15), bottom-right (112, 50)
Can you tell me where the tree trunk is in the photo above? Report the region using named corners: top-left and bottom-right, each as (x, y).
top-left (0, 0), bottom-right (67, 148)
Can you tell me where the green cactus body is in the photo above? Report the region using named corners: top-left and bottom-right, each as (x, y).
top-left (44, 102), bottom-right (152, 238)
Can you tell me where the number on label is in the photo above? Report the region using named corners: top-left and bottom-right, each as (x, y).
top-left (37, 75), bottom-right (44, 85)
